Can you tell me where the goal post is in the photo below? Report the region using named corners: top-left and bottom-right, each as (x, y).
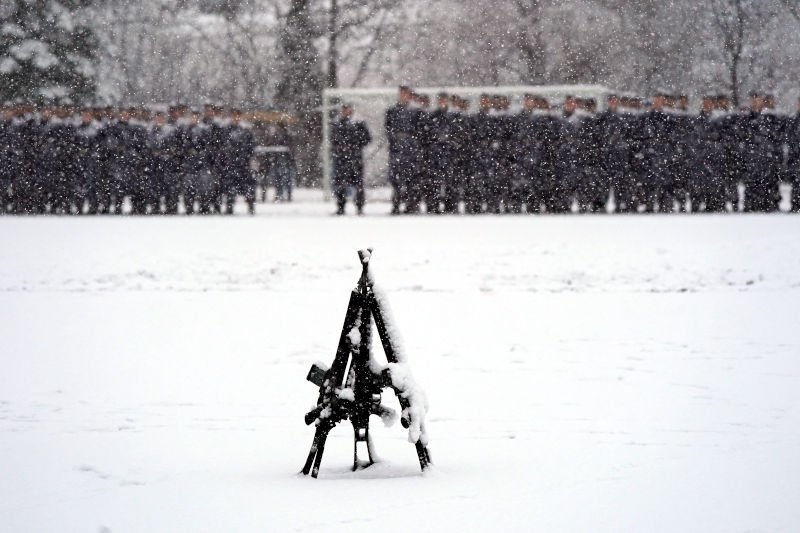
top-left (320, 85), bottom-right (611, 198)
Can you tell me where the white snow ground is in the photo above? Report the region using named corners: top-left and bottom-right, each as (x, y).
top-left (2, 194), bottom-right (800, 532)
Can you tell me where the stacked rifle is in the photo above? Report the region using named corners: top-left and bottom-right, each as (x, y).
top-left (301, 249), bottom-right (431, 478)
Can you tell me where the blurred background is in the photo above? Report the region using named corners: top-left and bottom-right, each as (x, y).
top-left (3, 0), bottom-right (800, 186)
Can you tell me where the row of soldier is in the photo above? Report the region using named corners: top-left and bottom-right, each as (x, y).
top-left (385, 86), bottom-right (800, 214)
top-left (0, 104), bottom-right (257, 215)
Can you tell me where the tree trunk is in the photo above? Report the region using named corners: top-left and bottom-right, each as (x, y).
top-left (327, 0), bottom-right (338, 90)
top-left (276, 0), bottom-right (323, 187)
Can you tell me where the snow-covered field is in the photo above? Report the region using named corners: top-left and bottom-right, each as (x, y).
top-left (2, 196), bottom-right (800, 532)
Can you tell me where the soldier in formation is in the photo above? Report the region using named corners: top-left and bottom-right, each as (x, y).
top-left (0, 103), bottom-right (260, 215)
top-left (331, 103), bottom-right (371, 215)
top-left (383, 86), bottom-right (800, 215)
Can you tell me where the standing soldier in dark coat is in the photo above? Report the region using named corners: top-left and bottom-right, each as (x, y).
top-left (689, 96), bottom-right (715, 212)
top-left (271, 123), bottom-right (296, 202)
top-left (716, 95), bottom-right (743, 212)
top-left (712, 96), bottom-right (735, 213)
top-left (628, 98), bottom-right (652, 212)
top-left (426, 93), bottom-right (454, 214)
top-left (125, 108), bottom-right (152, 215)
top-left (146, 111), bottom-right (171, 214)
top-left (557, 95), bottom-right (584, 214)
top-left (76, 109), bottom-right (103, 214)
top-left (331, 104), bottom-right (371, 215)
top-left (668, 95), bottom-right (694, 212)
top-left (760, 95), bottom-right (787, 213)
top-left (741, 92), bottom-right (763, 212)
top-left (202, 104), bottom-right (227, 214)
top-left (466, 94), bottom-right (494, 214)
top-left (217, 110), bottom-right (238, 214)
top-left (104, 108), bottom-right (130, 214)
top-left (15, 106), bottom-right (46, 214)
top-left (161, 105), bottom-right (188, 214)
top-left (641, 93), bottom-right (672, 212)
top-left (743, 93), bottom-right (785, 213)
top-left (0, 106), bottom-right (16, 213)
top-left (223, 109), bottom-right (257, 215)
top-left (575, 98), bottom-right (606, 213)
top-left (529, 97), bottom-right (564, 214)
top-left (708, 97), bottom-right (736, 212)
top-left (446, 96), bottom-right (471, 214)
top-left (597, 95), bottom-right (627, 212)
top-left (514, 95), bottom-right (545, 214)
top-left (620, 97), bottom-right (647, 213)
top-left (492, 96), bottom-right (516, 213)
top-left (37, 107), bottom-right (57, 213)
top-left (45, 107), bottom-right (81, 214)
top-left (93, 107), bottom-right (116, 214)
top-left (404, 93), bottom-right (430, 214)
top-left (789, 98), bottom-right (800, 212)
top-left (461, 98), bottom-right (483, 214)
top-left (385, 86), bottom-right (414, 214)
top-left (183, 111), bottom-right (207, 214)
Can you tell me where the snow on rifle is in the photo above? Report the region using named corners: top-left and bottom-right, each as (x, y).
top-left (301, 249), bottom-right (431, 478)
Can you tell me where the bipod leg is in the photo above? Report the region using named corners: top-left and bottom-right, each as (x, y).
top-left (301, 426), bottom-right (322, 475)
top-left (415, 441), bottom-right (431, 471)
top-left (352, 430), bottom-right (358, 471)
top-left (310, 430), bottom-right (330, 478)
top-left (368, 292), bottom-right (433, 473)
top-left (352, 427), bottom-right (360, 471)
top-left (366, 429), bottom-right (377, 465)
top-left (301, 425), bottom-right (329, 477)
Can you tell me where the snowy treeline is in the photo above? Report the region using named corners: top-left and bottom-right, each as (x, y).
top-left (78, 0), bottom-right (800, 109)
top-left (5, 1), bottom-right (800, 109)
top-left (0, 0), bottom-right (96, 104)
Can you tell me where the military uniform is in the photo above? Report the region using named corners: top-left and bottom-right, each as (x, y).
top-left (427, 106), bottom-right (455, 214)
top-left (76, 118), bottom-right (103, 214)
top-left (536, 112), bottom-right (566, 213)
top-left (182, 121), bottom-right (210, 214)
top-left (161, 118), bottom-right (189, 214)
top-left (789, 114), bottom-right (800, 212)
top-left (741, 110), bottom-right (784, 212)
top-left (513, 109), bottom-right (539, 213)
top-left (492, 110), bottom-right (516, 213)
top-left (222, 120), bottom-right (257, 215)
top-left (720, 111), bottom-right (745, 212)
top-left (468, 108), bottom-right (496, 214)
top-left (331, 115), bottom-right (371, 215)
top-left (668, 109), bottom-right (694, 212)
top-left (0, 114), bottom-right (17, 213)
top-left (385, 102), bottom-right (415, 213)
top-left (444, 107), bottom-right (468, 213)
top-left (596, 108), bottom-right (629, 212)
top-left (557, 110), bottom-right (584, 214)
top-left (575, 111), bottom-right (606, 213)
top-left (404, 104), bottom-right (430, 214)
